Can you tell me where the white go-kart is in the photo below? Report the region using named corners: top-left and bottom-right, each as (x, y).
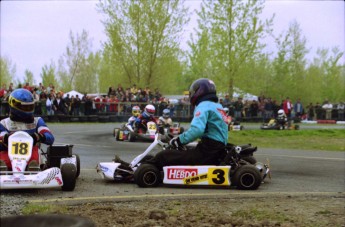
top-left (97, 133), bottom-right (270, 190)
top-left (0, 131), bottom-right (80, 191)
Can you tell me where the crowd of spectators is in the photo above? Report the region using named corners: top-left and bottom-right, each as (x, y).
top-left (219, 95), bottom-right (345, 122)
top-left (0, 82), bottom-right (344, 121)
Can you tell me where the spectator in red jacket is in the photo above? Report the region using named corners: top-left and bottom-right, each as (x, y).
top-left (283, 97), bottom-right (293, 118)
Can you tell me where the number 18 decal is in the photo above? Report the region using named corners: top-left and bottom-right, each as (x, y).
top-left (11, 142), bottom-right (29, 155)
top-left (208, 168), bottom-right (230, 185)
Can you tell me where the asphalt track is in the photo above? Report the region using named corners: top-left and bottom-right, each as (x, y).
top-left (2, 123), bottom-right (345, 205)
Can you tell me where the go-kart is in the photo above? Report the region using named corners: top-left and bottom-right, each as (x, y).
top-left (114, 121), bottom-right (157, 142)
top-left (158, 122), bottom-right (185, 136)
top-left (260, 119), bottom-right (300, 130)
top-left (97, 133), bottom-right (270, 190)
top-left (229, 121), bottom-right (244, 131)
top-left (0, 131), bottom-right (80, 191)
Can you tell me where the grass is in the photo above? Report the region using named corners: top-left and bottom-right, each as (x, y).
top-left (22, 204), bottom-right (68, 215)
top-left (228, 129), bottom-right (345, 151)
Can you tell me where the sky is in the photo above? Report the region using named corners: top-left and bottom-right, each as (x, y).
top-left (1, 0), bottom-right (344, 84)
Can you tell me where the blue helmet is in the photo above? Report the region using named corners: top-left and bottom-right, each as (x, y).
top-left (162, 109), bottom-right (170, 118)
top-left (189, 78), bottom-right (217, 106)
top-left (9, 88), bottom-right (35, 119)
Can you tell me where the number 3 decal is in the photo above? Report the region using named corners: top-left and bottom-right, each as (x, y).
top-left (208, 168), bottom-right (230, 185)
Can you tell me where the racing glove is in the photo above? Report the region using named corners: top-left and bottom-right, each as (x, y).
top-left (30, 133), bottom-right (46, 145)
top-left (169, 136), bottom-right (184, 150)
top-left (1, 133), bottom-right (9, 147)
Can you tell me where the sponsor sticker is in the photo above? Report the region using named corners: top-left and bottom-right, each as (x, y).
top-left (167, 168), bottom-right (198, 179)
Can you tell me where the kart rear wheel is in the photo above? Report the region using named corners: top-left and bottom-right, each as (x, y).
top-left (134, 164), bottom-right (161, 188)
top-left (61, 163), bottom-right (77, 191)
top-left (294, 125), bottom-right (300, 130)
top-left (75, 154), bottom-right (80, 178)
top-left (232, 165), bottom-right (261, 190)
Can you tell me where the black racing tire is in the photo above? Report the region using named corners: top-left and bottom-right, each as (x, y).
top-left (115, 129), bottom-right (120, 141)
top-left (179, 127), bottom-right (185, 134)
top-left (75, 154), bottom-right (80, 178)
top-left (240, 125), bottom-right (244, 130)
top-left (134, 164), bottom-right (161, 188)
top-left (61, 163), bottom-right (77, 191)
top-left (140, 155), bottom-right (154, 163)
top-left (294, 125), bottom-right (300, 130)
top-left (128, 132), bottom-right (136, 142)
top-left (241, 156), bottom-right (257, 164)
top-left (232, 165), bottom-right (262, 190)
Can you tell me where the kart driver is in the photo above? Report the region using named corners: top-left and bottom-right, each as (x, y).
top-left (134, 104), bottom-right (157, 133)
top-left (276, 109), bottom-right (288, 128)
top-left (115, 78), bottom-right (228, 170)
top-left (0, 88), bottom-right (55, 171)
top-left (127, 105), bottom-right (141, 127)
top-left (158, 109), bottom-right (173, 127)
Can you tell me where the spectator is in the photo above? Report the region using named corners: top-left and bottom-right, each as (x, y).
top-left (32, 89), bottom-right (42, 115)
top-left (322, 100), bottom-right (333, 120)
top-left (0, 84), bottom-right (7, 99)
top-left (264, 98), bottom-right (274, 121)
top-left (63, 94), bottom-right (71, 114)
top-left (306, 103), bottom-right (315, 120)
top-left (23, 82), bottom-right (32, 92)
top-left (130, 84), bottom-right (138, 95)
top-left (250, 100), bottom-right (259, 117)
top-left (73, 95), bottom-right (81, 116)
top-left (108, 86), bottom-right (116, 97)
top-left (222, 95), bottom-right (231, 108)
top-left (315, 102), bottom-right (323, 120)
top-left (53, 93), bottom-right (67, 115)
top-left (283, 97), bottom-right (293, 118)
top-left (336, 102), bottom-right (344, 121)
top-left (84, 96), bottom-right (93, 115)
top-left (46, 94), bottom-right (54, 116)
top-left (233, 97), bottom-right (243, 119)
top-left (294, 98), bottom-right (304, 118)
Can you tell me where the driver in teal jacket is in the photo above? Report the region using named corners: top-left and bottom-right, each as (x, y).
top-left (150, 78), bottom-right (229, 169)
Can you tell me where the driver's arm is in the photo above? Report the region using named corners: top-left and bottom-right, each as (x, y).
top-left (36, 118), bottom-right (54, 145)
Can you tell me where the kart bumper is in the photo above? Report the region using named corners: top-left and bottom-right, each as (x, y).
top-left (0, 168), bottom-right (63, 190)
top-left (96, 162), bottom-right (121, 180)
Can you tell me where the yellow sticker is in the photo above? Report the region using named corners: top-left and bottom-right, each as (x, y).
top-left (11, 142), bottom-right (29, 155)
top-left (119, 131), bottom-right (123, 140)
top-left (207, 168), bottom-right (230, 186)
top-left (184, 173), bottom-right (208, 185)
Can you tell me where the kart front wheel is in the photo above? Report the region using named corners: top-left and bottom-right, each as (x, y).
top-left (61, 163), bottom-right (77, 191)
top-left (134, 164), bottom-right (161, 188)
top-left (232, 165), bottom-right (261, 190)
top-left (128, 132), bottom-right (136, 142)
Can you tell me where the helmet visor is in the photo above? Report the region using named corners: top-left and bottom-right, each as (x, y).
top-left (9, 97), bottom-right (35, 113)
top-left (132, 110), bottom-right (140, 115)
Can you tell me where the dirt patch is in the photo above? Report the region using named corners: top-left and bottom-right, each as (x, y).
top-left (63, 194), bottom-right (344, 227)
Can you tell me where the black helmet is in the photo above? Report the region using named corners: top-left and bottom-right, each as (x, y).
top-left (189, 78), bottom-right (217, 106)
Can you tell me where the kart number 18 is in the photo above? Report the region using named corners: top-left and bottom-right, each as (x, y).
top-left (11, 142), bottom-right (29, 155)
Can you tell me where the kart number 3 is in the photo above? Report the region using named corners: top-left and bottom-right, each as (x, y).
top-left (208, 168), bottom-right (229, 185)
top-left (11, 142), bottom-right (29, 155)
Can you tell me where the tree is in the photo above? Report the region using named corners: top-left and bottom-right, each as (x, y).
top-left (98, 0), bottom-right (189, 93)
top-left (189, 0), bottom-right (274, 96)
top-left (58, 30), bottom-right (98, 93)
top-left (0, 56), bottom-right (16, 86)
top-left (24, 69), bottom-right (35, 85)
top-left (40, 61), bottom-right (60, 89)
